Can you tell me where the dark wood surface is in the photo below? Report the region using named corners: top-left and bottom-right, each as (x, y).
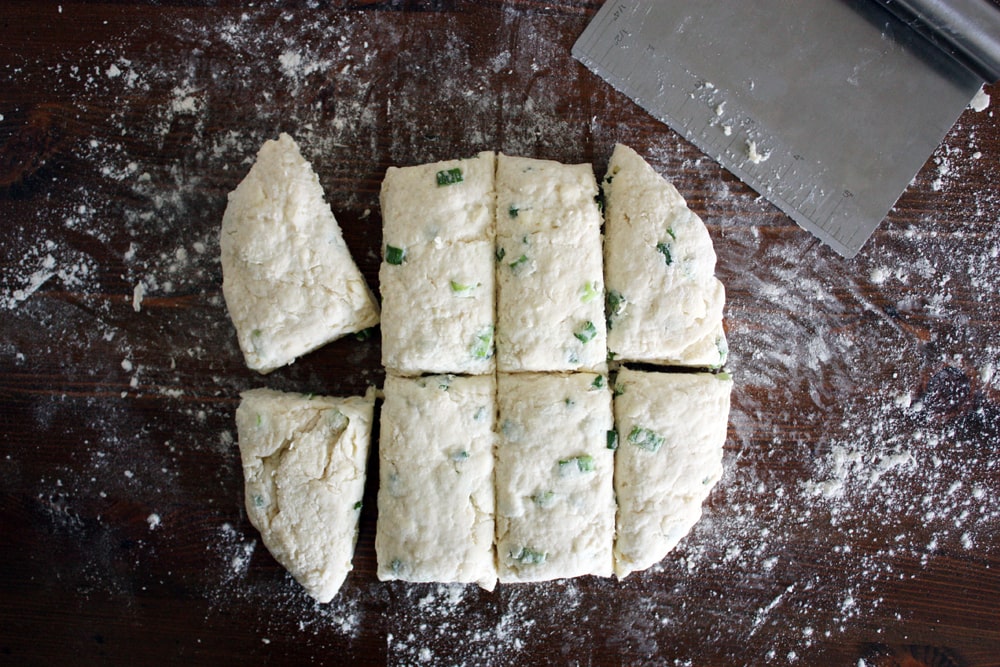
top-left (2, 2), bottom-right (998, 665)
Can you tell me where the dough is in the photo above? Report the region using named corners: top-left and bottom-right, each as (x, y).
top-left (379, 240), bottom-right (495, 376)
top-left (235, 387), bottom-right (374, 602)
top-left (220, 133), bottom-right (380, 374)
top-left (602, 143), bottom-right (727, 368)
top-left (612, 368), bottom-right (732, 578)
top-left (495, 155), bottom-right (607, 372)
top-left (376, 374), bottom-right (498, 590)
top-left (495, 372), bottom-right (615, 582)
top-left (379, 153), bottom-right (497, 375)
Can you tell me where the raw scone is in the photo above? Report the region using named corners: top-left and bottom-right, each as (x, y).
top-left (612, 368), bottom-right (732, 578)
top-left (495, 154), bottom-right (607, 372)
top-left (376, 374), bottom-right (497, 590)
top-left (220, 133), bottom-right (380, 374)
top-left (495, 372), bottom-right (615, 582)
top-left (379, 152), bottom-right (497, 375)
top-left (379, 240), bottom-right (495, 376)
top-left (235, 387), bottom-right (374, 602)
top-left (602, 143), bottom-right (727, 368)
top-left (380, 151), bottom-right (496, 247)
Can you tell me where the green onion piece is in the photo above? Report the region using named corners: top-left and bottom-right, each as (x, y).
top-left (252, 494), bottom-right (265, 508)
top-left (574, 321), bottom-right (597, 344)
top-left (436, 167), bottom-right (463, 186)
top-left (628, 426), bottom-right (665, 453)
top-left (590, 375), bottom-right (605, 390)
top-left (353, 500), bottom-right (363, 510)
top-left (385, 245), bottom-right (406, 265)
top-left (354, 327), bottom-right (375, 341)
top-left (559, 454), bottom-right (595, 474)
top-left (716, 371), bottom-right (732, 381)
top-left (607, 430), bottom-right (619, 450)
top-left (495, 247), bottom-right (507, 262)
top-left (532, 491), bottom-right (555, 508)
top-left (512, 547), bottom-right (546, 565)
top-left (714, 336), bottom-right (729, 368)
top-left (255, 413), bottom-right (263, 427)
top-left (667, 227), bottom-right (677, 240)
top-left (606, 290), bottom-right (627, 330)
top-left (581, 281), bottom-right (599, 303)
top-left (508, 204), bottom-right (519, 218)
top-left (613, 382), bottom-right (625, 396)
top-left (450, 280), bottom-right (479, 294)
top-left (451, 450), bottom-right (470, 462)
top-left (508, 254), bottom-right (529, 271)
top-left (390, 558), bottom-right (405, 574)
top-left (471, 325), bottom-right (494, 360)
top-left (656, 241), bottom-right (673, 266)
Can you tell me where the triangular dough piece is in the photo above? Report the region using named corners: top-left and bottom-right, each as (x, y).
top-left (236, 388), bottom-right (374, 602)
top-left (603, 143), bottom-right (727, 368)
top-left (221, 133), bottom-right (379, 373)
top-left (612, 368), bottom-right (732, 578)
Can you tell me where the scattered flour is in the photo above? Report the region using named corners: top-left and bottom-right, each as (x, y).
top-left (3, 3), bottom-right (997, 665)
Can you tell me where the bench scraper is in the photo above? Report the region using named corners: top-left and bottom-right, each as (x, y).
top-left (573, 0), bottom-right (1000, 258)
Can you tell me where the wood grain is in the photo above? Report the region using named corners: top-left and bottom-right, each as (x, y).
top-left (2, 1), bottom-right (999, 665)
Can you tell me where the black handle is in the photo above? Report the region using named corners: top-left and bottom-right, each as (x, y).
top-left (877, 0), bottom-right (1000, 82)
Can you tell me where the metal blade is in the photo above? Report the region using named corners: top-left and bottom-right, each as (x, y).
top-left (573, 0), bottom-right (984, 258)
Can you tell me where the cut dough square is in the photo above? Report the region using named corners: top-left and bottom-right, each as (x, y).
top-left (379, 240), bottom-right (495, 376)
top-left (496, 154), bottom-right (603, 246)
top-left (612, 368), bottom-right (732, 578)
top-left (376, 374), bottom-right (497, 590)
top-left (235, 387), bottom-right (375, 602)
top-left (495, 235), bottom-right (607, 373)
top-left (603, 143), bottom-right (727, 368)
top-left (220, 133), bottom-right (380, 374)
top-left (495, 154), bottom-right (607, 372)
top-left (495, 372), bottom-right (615, 582)
top-left (380, 151), bottom-right (496, 248)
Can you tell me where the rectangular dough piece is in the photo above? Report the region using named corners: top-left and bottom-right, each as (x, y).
top-left (376, 374), bottom-right (497, 590)
top-left (495, 372), bottom-right (615, 582)
top-left (235, 387), bottom-right (374, 603)
top-left (495, 154), bottom-right (607, 372)
top-left (380, 151), bottom-right (496, 248)
top-left (220, 133), bottom-right (380, 374)
top-left (379, 240), bottom-right (495, 376)
top-left (602, 143), bottom-right (727, 368)
top-left (612, 368), bottom-right (732, 578)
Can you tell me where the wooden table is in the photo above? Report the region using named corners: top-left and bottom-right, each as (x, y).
top-left (2, 2), bottom-right (998, 665)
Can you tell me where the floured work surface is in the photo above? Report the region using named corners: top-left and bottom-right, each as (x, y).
top-left (1, 3), bottom-right (999, 666)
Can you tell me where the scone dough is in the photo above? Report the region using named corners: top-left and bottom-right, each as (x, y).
top-left (235, 387), bottom-right (374, 602)
top-left (495, 372), bottom-right (615, 582)
top-left (379, 152), bottom-right (497, 375)
top-left (376, 374), bottom-right (498, 590)
top-left (612, 368), bottom-right (732, 578)
top-left (603, 143), bottom-right (727, 368)
top-left (220, 133), bottom-right (380, 374)
top-left (495, 155), bottom-right (607, 372)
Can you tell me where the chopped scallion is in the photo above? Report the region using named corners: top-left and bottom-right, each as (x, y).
top-left (628, 426), bottom-right (665, 452)
top-left (385, 244), bottom-right (406, 265)
top-left (590, 375), bottom-right (606, 390)
top-left (607, 430), bottom-right (619, 450)
top-left (581, 281), bottom-right (599, 303)
top-left (436, 167), bottom-right (463, 186)
top-left (471, 325), bottom-right (494, 360)
top-left (512, 547), bottom-right (546, 564)
top-left (559, 454), bottom-right (595, 474)
top-left (656, 241), bottom-right (673, 266)
top-left (508, 254), bottom-right (529, 271)
top-left (574, 321), bottom-right (597, 343)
